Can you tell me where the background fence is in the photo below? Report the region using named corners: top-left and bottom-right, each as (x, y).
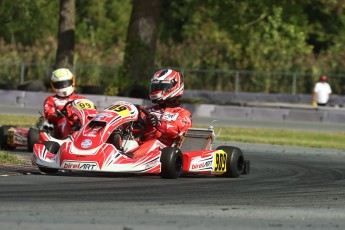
top-left (0, 62), bottom-right (345, 95)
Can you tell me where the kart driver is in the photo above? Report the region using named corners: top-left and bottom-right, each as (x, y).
top-left (44, 68), bottom-right (86, 138)
top-left (139, 69), bottom-right (192, 146)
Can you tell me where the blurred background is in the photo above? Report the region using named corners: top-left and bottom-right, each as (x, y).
top-left (0, 0), bottom-right (345, 99)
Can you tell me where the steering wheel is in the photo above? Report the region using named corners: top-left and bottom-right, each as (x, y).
top-left (133, 105), bottom-right (152, 130)
top-left (57, 100), bottom-right (75, 118)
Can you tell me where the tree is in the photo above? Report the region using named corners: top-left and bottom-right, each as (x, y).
top-left (0, 0), bottom-right (58, 46)
top-left (122, 0), bottom-right (161, 91)
top-left (55, 0), bottom-right (75, 70)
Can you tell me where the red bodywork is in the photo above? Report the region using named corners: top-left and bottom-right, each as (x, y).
top-left (32, 101), bottom-right (233, 177)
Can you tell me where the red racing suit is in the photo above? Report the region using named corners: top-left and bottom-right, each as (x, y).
top-left (44, 93), bottom-right (86, 138)
top-left (141, 103), bottom-right (192, 147)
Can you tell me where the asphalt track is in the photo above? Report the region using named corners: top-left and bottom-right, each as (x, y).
top-left (1, 106), bottom-right (345, 229)
top-left (0, 141), bottom-right (344, 230)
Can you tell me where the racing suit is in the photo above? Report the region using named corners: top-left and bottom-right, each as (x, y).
top-left (142, 102), bottom-right (192, 147)
top-left (44, 93), bottom-right (86, 138)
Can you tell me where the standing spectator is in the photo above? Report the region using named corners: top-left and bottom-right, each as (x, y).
top-left (313, 75), bottom-right (332, 107)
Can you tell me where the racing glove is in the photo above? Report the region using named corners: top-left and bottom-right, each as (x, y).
top-left (149, 114), bottom-right (159, 127)
top-left (56, 109), bottom-right (68, 119)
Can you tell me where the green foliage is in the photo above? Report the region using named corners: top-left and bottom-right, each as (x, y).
top-left (1, 0), bottom-right (345, 94)
top-left (157, 0), bottom-right (318, 93)
top-left (76, 0), bottom-right (131, 50)
top-left (0, 0), bottom-right (58, 46)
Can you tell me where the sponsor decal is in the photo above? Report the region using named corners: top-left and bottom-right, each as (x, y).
top-left (213, 151), bottom-right (227, 173)
top-left (85, 133), bottom-right (97, 137)
top-left (191, 160), bottom-right (213, 170)
top-left (191, 156), bottom-right (201, 161)
top-left (94, 112), bottom-right (114, 120)
top-left (162, 112), bottom-right (179, 121)
top-left (145, 160), bottom-right (159, 170)
top-left (54, 98), bottom-right (69, 107)
top-left (81, 139), bottom-right (92, 148)
top-left (94, 115), bottom-right (106, 121)
top-left (63, 161), bottom-right (98, 170)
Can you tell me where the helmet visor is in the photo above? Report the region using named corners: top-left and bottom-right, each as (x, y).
top-left (52, 80), bottom-right (73, 89)
top-left (150, 81), bottom-right (175, 92)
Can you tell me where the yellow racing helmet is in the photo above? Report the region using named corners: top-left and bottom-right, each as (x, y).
top-left (51, 68), bottom-right (75, 97)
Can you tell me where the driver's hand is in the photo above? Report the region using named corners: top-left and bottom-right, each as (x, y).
top-left (57, 109), bottom-right (68, 118)
top-left (149, 114), bottom-right (159, 127)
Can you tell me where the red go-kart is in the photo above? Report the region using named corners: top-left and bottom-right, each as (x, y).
top-left (32, 101), bottom-right (250, 178)
top-left (0, 98), bottom-right (97, 152)
top-left (0, 114), bottom-right (53, 152)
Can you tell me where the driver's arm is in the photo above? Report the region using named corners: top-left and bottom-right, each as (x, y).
top-left (156, 109), bottom-right (192, 139)
top-left (44, 96), bottom-right (60, 124)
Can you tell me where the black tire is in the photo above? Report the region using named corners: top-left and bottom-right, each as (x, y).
top-left (38, 141), bottom-right (60, 174)
top-left (120, 85), bottom-right (149, 99)
top-left (17, 80), bottom-right (46, 92)
top-left (160, 147), bottom-right (183, 179)
top-left (216, 146), bottom-right (245, 178)
top-left (27, 127), bottom-right (40, 152)
top-left (242, 160), bottom-right (251, 175)
top-left (0, 80), bottom-right (16, 90)
top-left (0, 125), bottom-right (17, 150)
top-left (80, 85), bottom-right (105, 95)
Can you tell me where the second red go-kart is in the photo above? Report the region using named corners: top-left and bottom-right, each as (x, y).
top-left (0, 114), bottom-right (53, 152)
top-left (0, 98), bottom-right (97, 152)
top-left (32, 101), bottom-right (250, 178)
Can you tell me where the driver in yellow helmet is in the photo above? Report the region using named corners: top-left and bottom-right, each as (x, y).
top-left (44, 68), bottom-right (86, 138)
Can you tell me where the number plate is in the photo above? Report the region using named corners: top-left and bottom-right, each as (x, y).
top-left (213, 150), bottom-right (227, 173)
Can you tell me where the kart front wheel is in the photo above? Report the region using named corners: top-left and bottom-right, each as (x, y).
top-left (160, 147), bottom-right (183, 179)
top-left (27, 128), bottom-right (39, 152)
top-left (216, 146), bottom-right (245, 178)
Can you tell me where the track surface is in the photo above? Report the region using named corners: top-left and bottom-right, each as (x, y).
top-left (0, 142), bottom-right (344, 230)
top-left (1, 106), bottom-right (345, 229)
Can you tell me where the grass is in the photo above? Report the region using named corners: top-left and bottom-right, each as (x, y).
top-left (216, 127), bottom-right (345, 150)
top-left (0, 114), bottom-right (344, 150)
top-left (0, 114), bottom-right (38, 127)
top-left (0, 151), bottom-right (25, 165)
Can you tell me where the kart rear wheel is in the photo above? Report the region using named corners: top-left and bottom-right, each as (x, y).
top-left (0, 126), bottom-right (16, 150)
top-left (27, 127), bottom-right (40, 152)
top-left (216, 146), bottom-right (245, 178)
top-left (38, 141), bottom-right (60, 174)
top-left (160, 147), bottom-right (183, 179)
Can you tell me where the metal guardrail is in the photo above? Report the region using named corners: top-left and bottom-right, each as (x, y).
top-left (0, 89), bottom-right (344, 124)
top-left (183, 90), bottom-right (345, 107)
top-left (1, 62), bottom-right (345, 95)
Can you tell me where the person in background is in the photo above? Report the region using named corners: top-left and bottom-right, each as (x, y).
top-left (139, 69), bottom-right (192, 147)
top-left (44, 68), bottom-right (86, 138)
top-left (313, 75), bottom-right (332, 107)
